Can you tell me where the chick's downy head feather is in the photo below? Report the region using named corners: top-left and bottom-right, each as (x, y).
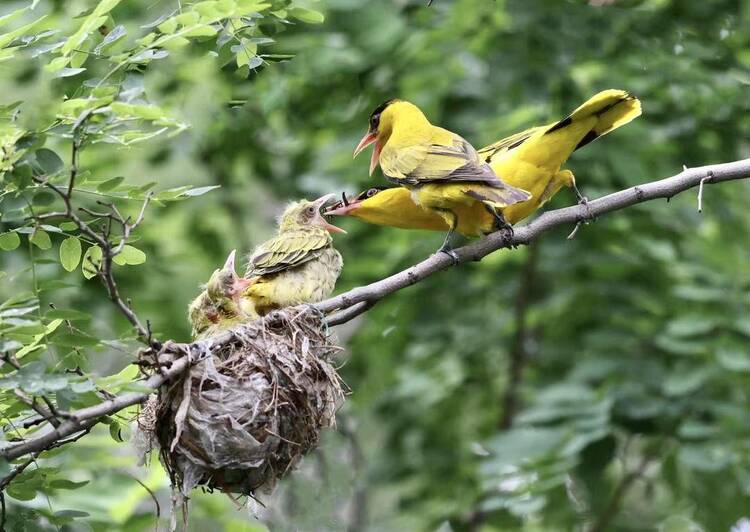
top-left (277, 194), bottom-right (345, 234)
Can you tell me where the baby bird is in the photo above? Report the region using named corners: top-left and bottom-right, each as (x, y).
top-left (353, 99), bottom-right (530, 254)
top-left (241, 193), bottom-right (344, 316)
top-left (188, 249), bottom-right (253, 339)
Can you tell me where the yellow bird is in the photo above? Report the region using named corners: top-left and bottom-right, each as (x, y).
top-left (336, 90), bottom-right (641, 235)
top-left (188, 249), bottom-right (253, 339)
top-left (353, 99), bottom-right (531, 255)
top-left (241, 193), bottom-right (344, 316)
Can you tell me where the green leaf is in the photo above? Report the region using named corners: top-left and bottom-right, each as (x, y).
top-left (110, 102), bottom-right (166, 120)
top-left (662, 367), bottom-right (713, 396)
top-left (49, 479), bottom-right (90, 490)
top-left (182, 24), bottom-right (217, 38)
top-left (157, 16), bottom-right (178, 34)
top-left (716, 346), bottom-right (750, 372)
top-left (0, 14), bottom-right (47, 49)
top-left (30, 229), bottom-right (51, 250)
top-left (7, 484), bottom-right (37, 501)
top-left (96, 176), bottom-right (125, 192)
top-left (108, 419), bottom-right (124, 442)
top-left (46, 309), bottom-right (90, 321)
top-left (59, 236), bottom-right (82, 272)
top-left (53, 509), bottom-right (90, 518)
top-left (94, 23), bottom-right (126, 53)
top-left (182, 185), bottom-right (220, 197)
top-left (54, 67), bottom-right (87, 78)
top-left (0, 232), bottom-right (20, 251)
top-left (61, 0), bottom-right (122, 55)
top-left (34, 148), bottom-right (64, 175)
top-left (81, 245), bottom-right (102, 279)
top-left (113, 245), bottom-right (146, 266)
top-left (58, 222), bottom-right (78, 231)
top-left (32, 191), bottom-right (56, 206)
top-left (289, 7), bottom-right (324, 24)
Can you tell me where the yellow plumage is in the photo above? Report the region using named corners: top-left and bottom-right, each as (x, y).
top-left (241, 195), bottom-right (344, 316)
top-left (354, 99), bottom-right (531, 252)
top-left (339, 90), bottom-right (641, 236)
top-left (188, 250), bottom-right (254, 339)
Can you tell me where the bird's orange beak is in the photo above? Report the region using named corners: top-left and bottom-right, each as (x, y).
top-left (223, 249), bottom-right (252, 296)
top-left (353, 131), bottom-right (381, 176)
top-left (312, 193), bottom-right (347, 234)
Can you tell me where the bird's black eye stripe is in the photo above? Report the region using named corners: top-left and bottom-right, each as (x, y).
top-left (368, 99), bottom-right (394, 131)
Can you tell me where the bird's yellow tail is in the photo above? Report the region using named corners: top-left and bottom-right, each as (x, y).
top-left (545, 89), bottom-right (642, 150)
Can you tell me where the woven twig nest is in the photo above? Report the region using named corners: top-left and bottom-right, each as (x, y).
top-left (140, 307), bottom-right (345, 497)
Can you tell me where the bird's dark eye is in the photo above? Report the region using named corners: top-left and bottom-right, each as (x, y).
top-left (306, 206), bottom-right (316, 216)
top-left (369, 113), bottom-right (380, 131)
top-left (366, 188), bottom-right (378, 198)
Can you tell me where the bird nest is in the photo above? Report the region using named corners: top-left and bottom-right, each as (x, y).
top-left (136, 307), bottom-right (345, 498)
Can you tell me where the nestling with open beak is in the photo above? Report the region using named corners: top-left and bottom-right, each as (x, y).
top-left (353, 99), bottom-right (531, 255)
top-left (341, 90), bottom-right (641, 237)
top-left (240, 194), bottom-right (344, 316)
top-left (188, 249), bottom-right (255, 339)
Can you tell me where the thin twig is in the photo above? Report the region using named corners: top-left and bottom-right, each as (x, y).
top-left (697, 170), bottom-right (713, 213)
top-left (325, 300), bottom-right (374, 326)
top-left (130, 475), bottom-right (161, 531)
top-left (31, 120), bottom-right (156, 348)
top-left (0, 456), bottom-right (36, 491)
top-left (14, 391), bottom-right (61, 428)
top-left (588, 453), bottom-right (653, 532)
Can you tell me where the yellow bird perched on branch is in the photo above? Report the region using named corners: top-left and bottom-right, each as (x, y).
top-left (241, 193), bottom-right (344, 316)
top-left (353, 99), bottom-right (531, 256)
top-left (336, 90), bottom-right (641, 235)
top-left (188, 249), bottom-right (253, 339)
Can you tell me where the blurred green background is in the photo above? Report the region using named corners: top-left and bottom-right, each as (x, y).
top-left (1, 0), bottom-right (750, 530)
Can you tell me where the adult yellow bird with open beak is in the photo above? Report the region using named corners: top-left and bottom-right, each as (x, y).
top-left (188, 249), bottom-right (254, 339)
top-left (241, 193), bottom-right (344, 316)
top-left (339, 90), bottom-right (641, 236)
top-left (353, 99), bottom-right (531, 255)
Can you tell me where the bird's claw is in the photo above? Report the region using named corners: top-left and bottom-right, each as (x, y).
top-left (438, 246), bottom-right (460, 264)
top-left (499, 224), bottom-right (516, 247)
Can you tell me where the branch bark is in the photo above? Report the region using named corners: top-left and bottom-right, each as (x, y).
top-left (2, 158), bottom-right (749, 462)
top-left (316, 159), bottom-right (750, 315)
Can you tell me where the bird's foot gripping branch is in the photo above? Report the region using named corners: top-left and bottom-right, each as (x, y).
top-left (2, 157), bottom-right (750, 512)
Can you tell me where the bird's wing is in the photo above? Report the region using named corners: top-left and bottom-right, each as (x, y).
top-left (381, 131), bottom-right (507, 187)
top-left (477, 126), bottom-right (545, 163)
top-left (246, 230), bottom-right (330, 276)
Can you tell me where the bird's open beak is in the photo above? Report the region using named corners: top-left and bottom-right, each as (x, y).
top-left (223, 249), bottom-right (238, 271)
top-left (313, 193), bottom-right (347, 234)
top-left (224, 249), bottom-right (252, 296)
top-left (353, 131), bottom-right (381, 176)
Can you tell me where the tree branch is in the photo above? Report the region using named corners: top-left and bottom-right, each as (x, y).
top-left (316, 158), bottom-right (750, 316)
top-left (31, 113), bottom-right (157, 349)
top-left (2, 158), bottom-right (749, 462)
